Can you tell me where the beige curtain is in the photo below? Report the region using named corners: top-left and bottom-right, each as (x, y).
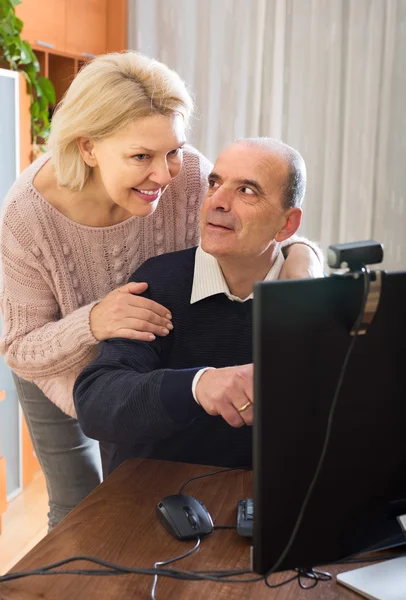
top-left (128, 0), bottom-right (406, 271)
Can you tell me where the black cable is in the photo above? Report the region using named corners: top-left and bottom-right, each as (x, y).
top-left (179, 467), bottom-right (243, 530)
top-left (0, 555), bottom-right (262, 584)
top-left (4, 552), bottom-right (405, 586)
top-left (192, 568), bottom-right (254, 577)
top-left (176, 464), bottom-right (315, 590)
top-left (3, 549), bottom-right (403, 588)
top-left (265, 267), bottom-right (371, 586)
top-left (178, 467), bottom-right (248, 495)
top-left (297, 567), bottom-right (332, 589)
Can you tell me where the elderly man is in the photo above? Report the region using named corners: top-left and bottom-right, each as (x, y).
top-left (74, 138), bottom-right (311, 472)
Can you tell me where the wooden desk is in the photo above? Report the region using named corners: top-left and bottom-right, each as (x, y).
top-left (0, 459), bottom-right (376, 599)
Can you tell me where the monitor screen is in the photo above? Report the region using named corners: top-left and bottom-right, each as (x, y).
top-left (252, 271), bottom-right (406, 574)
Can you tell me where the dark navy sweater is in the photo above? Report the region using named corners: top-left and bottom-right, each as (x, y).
top-left (73, 247), bottom-right (253, 473)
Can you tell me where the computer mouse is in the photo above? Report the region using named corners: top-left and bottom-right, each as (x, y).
top-left (156, 494), bottom-right (214, 540)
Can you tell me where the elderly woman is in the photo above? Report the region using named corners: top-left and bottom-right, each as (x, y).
top-left (0, 51), bottom-right (322, 529)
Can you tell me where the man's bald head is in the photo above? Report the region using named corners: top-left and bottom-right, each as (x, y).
top-left (200, 138), bottom-right (303, 265)
top-left (233, 137), bottom-right (307, 210)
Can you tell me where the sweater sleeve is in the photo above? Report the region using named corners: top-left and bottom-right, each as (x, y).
top-left (0, 207), bottom-right (98, 381)
top-left (282, 234), bottom-right (324, 264)
top-left (73, 337), bottom-right (205, 446)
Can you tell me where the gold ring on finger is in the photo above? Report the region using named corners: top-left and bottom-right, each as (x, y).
top-left (237, 401), bottom-right (252, 413)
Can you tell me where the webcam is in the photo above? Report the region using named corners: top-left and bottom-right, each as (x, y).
top-left (327, 240), bottom-right (384, 271)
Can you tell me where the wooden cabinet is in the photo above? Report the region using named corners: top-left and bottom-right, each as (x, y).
top-left (17, 0), bottom-right (126, 56)
top-left (48, 54), bottom-right (77, 104)
top-left (19, 72), bottom-right (32, 173)
top-left (16, 0), bottom-right (127, 185)
top-left (16, 0), bottom-right (66, 53)
top-left (65, 0), bottom-right (107, 57)
top-left (107, 0), bottom-right (127, 53)
top-left (16, 0), bottom-right (113, 57)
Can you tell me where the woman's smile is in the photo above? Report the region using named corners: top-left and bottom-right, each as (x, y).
top-left (132, 187), bottom-right (162, 203)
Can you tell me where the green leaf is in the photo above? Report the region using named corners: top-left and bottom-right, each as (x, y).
top-left (37, 75), bottom-right (56, 104)
top-left (23, 63), bottom-right (36, 82)
top-left (2, 21), bottom-right (14, 37)
top-left (2, 9), bottom-right (18, 36)
top-left (24, 42), bottom-right (37, 62)
top-left (33, 122), bottom-right (41, 137)
top-left (30, 102), bottom-right (39, 118)
top-left (13, 16), bottom-right (23, 34)
top-left (0, 4), bottom-right (11, 19)
top-left (21, 69), bottom-right (33, 89)
top-left (42, 112), bottom-right (50, 129)
top-left (34, 80), bottom-right (43, 97)
top-left (30, 52), bottom-right (40, 72)
top-left (38, 95), bottom-right (48, 111)
top-left (18, 40), bottom-right (33, 64)
top-left (33, 117), bottom-right (44, 133)
top-left (21, 42), bottom-right (39, 70)
top-left (5, 35), bottom-right (20, 53)
top-left (0, 0), bottom-right (54, 145)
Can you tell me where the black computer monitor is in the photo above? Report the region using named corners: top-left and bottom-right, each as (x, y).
top-left (252, 270), bottom-right (406, 575)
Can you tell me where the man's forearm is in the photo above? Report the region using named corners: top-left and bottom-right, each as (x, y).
top-left (74, 342), bottom-right (204, 445)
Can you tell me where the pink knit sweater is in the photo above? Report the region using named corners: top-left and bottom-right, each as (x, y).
top-left (0, 147), bottom-right (321, 417)
top-left (0, 147), bottom-right (211, 416)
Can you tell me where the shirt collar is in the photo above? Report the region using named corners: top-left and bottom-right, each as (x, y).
top-left (190, 246), bottom-right (285, 304)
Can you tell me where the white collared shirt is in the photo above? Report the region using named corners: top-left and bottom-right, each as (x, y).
top-left (190, 245), bottom-right (285, 401)
top-left (190, 245), bottom-right (285, 304)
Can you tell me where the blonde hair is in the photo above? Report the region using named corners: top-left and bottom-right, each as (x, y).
top-left (48, 52), bottom-right (194, 191)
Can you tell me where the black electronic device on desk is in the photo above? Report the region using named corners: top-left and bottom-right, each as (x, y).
top-left (237, 498), bottom-right (254, 537)
top-left (252, 240), bottom-right (406, 575)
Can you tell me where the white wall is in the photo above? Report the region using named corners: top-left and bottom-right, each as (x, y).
top-left (128, 0), bottom-right (406, 271)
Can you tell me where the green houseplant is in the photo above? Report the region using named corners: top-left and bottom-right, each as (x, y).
top-left (0, 0), bottom-right (56, 155)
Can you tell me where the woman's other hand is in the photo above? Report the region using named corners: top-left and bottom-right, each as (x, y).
top-left (280, 244), bottom-right (324, 279)
top-left (90, 282), bottom-right (173, 341)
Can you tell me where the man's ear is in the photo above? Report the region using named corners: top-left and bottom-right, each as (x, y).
top-left (77, 138), bottom-right (97, 167)
top-left (275, 208), bottom-right (302, 242)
